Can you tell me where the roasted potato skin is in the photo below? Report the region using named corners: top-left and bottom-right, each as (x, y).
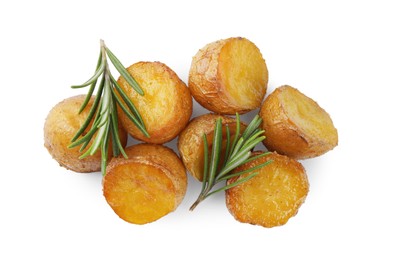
top-left (103, 144), bottom-right (187, 224)
top-left (226, 152), bottom-right (309, 228)
top-left (43, 95), bottom-right (127, 173)
top-left (177, 113), bottom-right (246, 181)
top-left (117, 61), bottom-right (192, 144)
top-left (259, 85), bottom-right (338, 159)
top-left (188, 37), bottom-right (268, 114)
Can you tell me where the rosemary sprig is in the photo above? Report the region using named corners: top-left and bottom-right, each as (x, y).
top-left (68, 39), bottom-right (149, 175)
top-left (189, 114), bottom-right (272, 211)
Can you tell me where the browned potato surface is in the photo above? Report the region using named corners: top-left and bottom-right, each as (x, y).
top-left (43, 95), bottom-right (128, 173)
top-left (189, 37), bottom-right (268, 114)
top-left (226, 152), bottom-right (309, 228)
top-left (178, 113), bottom-right (246, 181)
top-left (117, 61), bottom-right (192, 144)
top-left (259, 85), bottom-right (338, 159)
top-left (103, 144), bottom-right (187, 224)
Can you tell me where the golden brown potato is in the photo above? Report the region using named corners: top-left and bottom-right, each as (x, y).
top-left (259, 85), bottom-right (338, 159)
top-left (226, 152), bottom-right (309, 228)
top-left (103, 144), bottom-right (187, 225)
top-left (117, 61), bottom-right (192, 144)
top-left (44, 95), bottom-right (128, 173)
top-left (188, 37), bottom-right (268, 114)
top-left (177, 113), bottom-right (246, 181)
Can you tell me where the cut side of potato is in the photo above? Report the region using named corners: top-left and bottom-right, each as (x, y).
top-left (259, 85), bottom-right (338, 159)
top-left (178, 113), bottom-right (246, 181)
top-left (104, 160), bottom-right (176, 224)
top-left (118, 143), bottom-right (187, 204)
top-left (117, 61), bottom-right (192, 144)
top-left (189, 37), bottom-right (268, 114)
top-left (103, 144), bottom-right (187, 224)
top-left (218, 38), bottom-right (268, 108)
top-left (226, 152), bottom-right (309, 228)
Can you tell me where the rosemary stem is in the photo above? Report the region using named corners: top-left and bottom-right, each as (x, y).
top-left (190, 178), bottom-right (219, 211)
top-left (189, 194), bottom-right (207, 211)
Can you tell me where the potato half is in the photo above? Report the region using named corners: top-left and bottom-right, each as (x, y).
top-left (259, 85), bottom-right (338, 159)
top-left (226, 152), bottom-right (309, 228)
top-left (188, 37), bottom-right (268, 114)
top-left (103, 144), bottom-right (187, 225)
top-left (43, 95), bottom-right (127, 173)
top-left (117, 61), bottom-right (192, 144)
top-left (177, 113), bottom-right (246, 181)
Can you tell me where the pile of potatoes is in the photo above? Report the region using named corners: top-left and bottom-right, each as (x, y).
top-left (44, 37), bottom-right (338, 227)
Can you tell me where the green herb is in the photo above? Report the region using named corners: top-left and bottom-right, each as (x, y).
top-left (68, 39), bottom-right (149, 175)
top-left (189, 114), bottom-right (272, 211)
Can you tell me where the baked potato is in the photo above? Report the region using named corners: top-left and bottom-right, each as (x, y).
top-left (177, 113), bottom-right (246, 181)
top-left (103, 144), bottom-right (187, 224)
top-left (259, 85), bottom-right (338, 159)
top-left (226, 152), bottom-right (309, 228)
top-left (188, 37), bottom-right (268, 114)
top-left (117, 61), bottom-right (192, 144)
top-left (43, 95), bottom-right (128, 173)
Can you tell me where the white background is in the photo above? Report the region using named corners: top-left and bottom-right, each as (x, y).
top-left (1, 0), bottom-right (396, 259)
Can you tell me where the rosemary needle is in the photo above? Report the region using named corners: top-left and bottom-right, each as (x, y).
top-left (189, 114), bottom-right (272, 211)
top-left (68, 39), bottom-right (149, 175)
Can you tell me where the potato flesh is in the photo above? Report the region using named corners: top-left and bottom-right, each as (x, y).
top-left (120, 144), bottom-right (187, 205)
top-left (260, 85), bottom-right (338, 159)
top-left (123, 63), bottom-right (174, 127)
top-left (103, 144), bottom-right (187, 224)
top-left (117, 61), bottom-right (192, 144)
top-left (226, 152), bottom-right (309, 228)
top-left (280, 87), bottom-right (337, 146)
top-left (219, 38), bottom-right (268, 109)
top-left (104, 162), bottom-right (175, 225)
